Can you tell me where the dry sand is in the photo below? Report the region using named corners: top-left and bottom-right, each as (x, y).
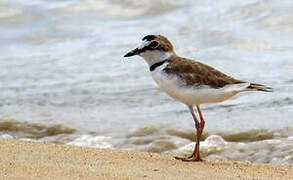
top-left (0, 138), bottom-right (292, 180)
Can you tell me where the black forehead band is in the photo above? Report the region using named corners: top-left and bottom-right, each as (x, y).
top-left (142, 35), bottom-right (156, 41)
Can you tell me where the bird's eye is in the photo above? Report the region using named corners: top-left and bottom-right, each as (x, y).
top-left (149, 41), bottom-right (159, 48)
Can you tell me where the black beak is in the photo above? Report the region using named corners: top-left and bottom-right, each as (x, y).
top-left (124, 48), bottom-right (140, 57)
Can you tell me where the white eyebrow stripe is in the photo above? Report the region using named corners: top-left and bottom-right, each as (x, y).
top-left (138, 41), bottom-right (150, 49)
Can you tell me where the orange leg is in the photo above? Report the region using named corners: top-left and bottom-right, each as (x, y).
top-left (196, 105), bottom-right (205, 137)
top-left (175, 105), bottom-right (204, 162)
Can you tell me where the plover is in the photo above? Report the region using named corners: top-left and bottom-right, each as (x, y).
top-left (124, 34), bottom-right (272, 161)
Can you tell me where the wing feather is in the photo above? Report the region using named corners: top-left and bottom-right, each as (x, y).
top-left (163, 57), bottom-right (243, 88)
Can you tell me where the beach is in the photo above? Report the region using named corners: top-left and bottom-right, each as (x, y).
top-left (0, 138), bottom-right (292, 180)
top-left (0, 0), bottom-right (293, 167)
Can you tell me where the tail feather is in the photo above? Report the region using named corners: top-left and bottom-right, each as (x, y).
top-left (247, 83), bottom-right (273, 92)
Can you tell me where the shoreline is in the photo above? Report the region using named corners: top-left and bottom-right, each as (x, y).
top-left (0, 138), bottom-right (292, 179)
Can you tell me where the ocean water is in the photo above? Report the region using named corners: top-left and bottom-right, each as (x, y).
top-left (0, 0), bottom-right (293, 165)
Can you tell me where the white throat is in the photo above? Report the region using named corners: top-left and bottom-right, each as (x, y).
top-left (139, 50), bottom-right (172, 67)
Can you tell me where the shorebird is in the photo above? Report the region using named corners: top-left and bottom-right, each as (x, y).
top-left (124, 34), bottom-right (272, 161)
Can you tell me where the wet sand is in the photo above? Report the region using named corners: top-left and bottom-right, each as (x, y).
top-left (0, 138), bottom-right (292, 180)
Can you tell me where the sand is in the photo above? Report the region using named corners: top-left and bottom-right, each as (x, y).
top-left (0, 138), bottom-right (292, 180)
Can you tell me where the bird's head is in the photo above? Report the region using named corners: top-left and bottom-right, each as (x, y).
top-left (124, 35), bottom-right (175, 66)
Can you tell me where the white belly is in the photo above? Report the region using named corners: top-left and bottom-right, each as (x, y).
top-left (151, 66), bottom-right (248, 106)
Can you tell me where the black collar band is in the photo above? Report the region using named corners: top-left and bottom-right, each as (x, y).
top-left (150, 59), bottom-right (168, 72)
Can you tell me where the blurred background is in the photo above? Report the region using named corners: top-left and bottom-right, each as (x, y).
top-left (0, 0), bottom-right (292, 165)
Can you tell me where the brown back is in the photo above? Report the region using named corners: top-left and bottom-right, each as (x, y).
top-left (163, 57), bottom-right (244, 88)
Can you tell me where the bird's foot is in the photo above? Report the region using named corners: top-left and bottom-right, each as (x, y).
top-left (174, 155), bottom-right (202, 162)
